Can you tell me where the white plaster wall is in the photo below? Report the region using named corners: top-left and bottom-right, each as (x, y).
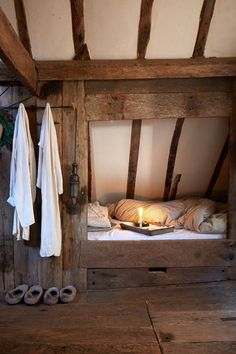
top-left (91, 118), bottom-right (229, 203)
top-left (205, 0), bottom-right (236, 57)
top-left (84, 0), bottom-right (141, 59)
top-left (1, 0), bottom-right (236, 59)
top-left (146, 0), bottom-right (204, 59)
top-left (90, 120), bottom-right (131, 204)
top-left (23, 0), bottom-right (74, 60)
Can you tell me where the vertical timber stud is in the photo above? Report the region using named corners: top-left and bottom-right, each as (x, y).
top-left (126, 120), bottom-right (142, 199)
top-left (164, 118), bottom-right (184, 201)
top-left (126, 0), bottom-right (154, 199)
top-left (193, 0), bottom-right (216, 57)
top-left (70, 0), bottom-right (90, 60)
top-left (228, 79), bottom-right (236, 240)
top-left (77, 81), bottom-right (88, 289)
top-left (137, 0), bottom-right (154, 59)
top-left (205, 136), bottom-right (229, 199)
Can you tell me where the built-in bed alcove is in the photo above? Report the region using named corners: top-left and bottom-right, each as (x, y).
top-left (80, 77), bottom-right (236, 290)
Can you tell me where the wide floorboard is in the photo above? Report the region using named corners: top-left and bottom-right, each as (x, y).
top-left (0, 281), bottom-right (236, 353)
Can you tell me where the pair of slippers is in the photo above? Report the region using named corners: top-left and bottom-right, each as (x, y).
top-left (5, 284), bottom-right (77, 305)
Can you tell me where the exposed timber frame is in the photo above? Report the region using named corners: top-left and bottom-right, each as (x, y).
top-left (137, 0), bottom-right (154, 59)
top-left (36, 58), bottom-right (236, 81)
top-left (193, 0), bottom-right (216, 57)
top-left (70, 0), bottom-right (90, 60)
top-left (0, 6), bottom-right (38, 94)
top-left (14, 0), bottom-right (32, 56)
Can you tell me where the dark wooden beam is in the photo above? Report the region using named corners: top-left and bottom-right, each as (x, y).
top-left (70, 0), bottom-right (90, 60)
top-left (204, 136), bottom-right (229, 199)
top-left (169, 174), bottom-right (182, 200)
top-left (36, 58), bottom-right (236, 81)
top-left (0, 6), bottom-right (37, 94)
top-left (126, 120), bottom-right (142, 199)
top-left (14, 0), bottom-right (32, 56)
top-left (88, 123), bottom-right (92, 202)
top-left (193, 0), bottom-right (216, 57)
top-left (164, 118), bottom-right (185, 201)
top-left (137, 0), bottom-right (154, 59)
top-left (228, 79), bottom-right (236, 240)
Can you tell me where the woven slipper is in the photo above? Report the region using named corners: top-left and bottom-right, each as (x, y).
top-left (24, 285), bottom-right (43, 305)
top-left (59, 286), bottom-right (77, 303)
top-left (43, 287), bottom-right (59, 305)
top-left (5, 284), bottom-right (29, 305)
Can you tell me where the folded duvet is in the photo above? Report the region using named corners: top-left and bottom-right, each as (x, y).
top-left (109, 198), bottom-right (227, 234)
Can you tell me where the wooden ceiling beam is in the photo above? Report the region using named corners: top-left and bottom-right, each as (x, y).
top-left (0, 6), bottom-right (38, 94)
top-left (70, 0), bottom-right (90, 60)
top-left (137, 0), bottom-right (154, 59)
top-left (193, 0), bottom-right (216, 57)
top-left (14, 0), bottom-right (32, 56)
top-left (36, 58), bottom-right (236, 81)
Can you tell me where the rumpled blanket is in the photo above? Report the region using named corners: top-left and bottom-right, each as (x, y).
top-left (108, 198), bottom-right (227, 234)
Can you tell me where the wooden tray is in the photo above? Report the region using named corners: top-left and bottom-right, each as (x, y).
top-left (120, 222), bottom-right (175, 236)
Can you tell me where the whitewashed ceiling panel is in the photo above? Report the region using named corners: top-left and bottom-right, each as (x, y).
top-left (84, 0), bottom-right (141, 59)
top-left (205, 0), bottom-right (236, 57)
top-left (146, 0), bottom-right (204, 59)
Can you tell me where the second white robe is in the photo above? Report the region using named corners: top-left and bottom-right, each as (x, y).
top-left (37, 103), bottom-right (63, 257)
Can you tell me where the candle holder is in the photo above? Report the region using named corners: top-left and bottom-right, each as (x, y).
top-left (134, 221), bottom-right (149, 228)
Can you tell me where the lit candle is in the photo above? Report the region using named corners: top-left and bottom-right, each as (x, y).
top-left (138, 207), bottom-right (143, 227)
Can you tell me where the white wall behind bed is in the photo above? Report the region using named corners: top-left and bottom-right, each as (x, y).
top-left (90, 118), bottom-right (229, 205)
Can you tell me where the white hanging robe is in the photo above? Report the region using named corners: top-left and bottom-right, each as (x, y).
top-left (7, 103), bottom-right (36, 240)
top-left (37, 103), bottom-right (63, 257)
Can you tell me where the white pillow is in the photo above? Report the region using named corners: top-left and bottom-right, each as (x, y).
top-left (88, 201), bottom-right (111, 228)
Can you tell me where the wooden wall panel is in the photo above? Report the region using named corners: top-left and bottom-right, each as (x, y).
top-left (0, 87), bottom-right (14, 291)
top-left (81, 240), bottom-right (236, 269)
top-left (85, 92), bottom-right (232, 121)
top-left (85, 78), bottom-right (233, 95)
top-left (62, 81), bottom-right (78, 286)
top-left (76, 81), bottom-right (88, 289)
top-left (88, 267), bottom-right (230, 289)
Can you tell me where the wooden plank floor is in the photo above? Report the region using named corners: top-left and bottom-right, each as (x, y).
top-left (0, 281), bottom-right (236, 353)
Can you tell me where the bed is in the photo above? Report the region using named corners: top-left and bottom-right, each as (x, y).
top-left (82, 198), bottom-right (231, 290)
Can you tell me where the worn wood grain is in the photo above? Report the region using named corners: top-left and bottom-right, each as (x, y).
top-left (193, 0), bottom-right (216, 57)
top-left (137, 0), bottom-right (154, 59)
top-left (164, 119), bottom-right (184, 201)
top-left (0, 87), bottom-right (14, 291)
top-left (0, 7), bottom-right (37, 93)
top-left (85, 91), bottom-right (232, 121)
top-left (85, 78), bottom-right (233, 95)
top-left (36, 58), bottom-right (236, 81)
top-left (162, 342), bottom-right (236, 354)
top-left (70, 0), bottom-right (90, 60)
top-left (14, 0), bottom-right (32, 56)
top-left (148, 306), bottom-right (236, 349)
top-left (228, 79), bottom-right (236, 240)
top-left (126, 119), bottom-right (142, 199)
top-left (62, 81), bottom-right (78, 286)
top-left (87, 266), bottom-right (229, 289)
top-left (81, 240), bottom-right (236, 268)
top-left (76, 81), bottom-right (88, 289)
